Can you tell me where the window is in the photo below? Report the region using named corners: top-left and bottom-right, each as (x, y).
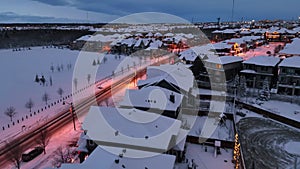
top-left (261, 66), bottom-right (268, 72)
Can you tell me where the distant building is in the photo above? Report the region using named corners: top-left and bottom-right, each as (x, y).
top-left (278, 56), bottom-right (300, 95)
top-left (241, 56), bottom-right (281, 89)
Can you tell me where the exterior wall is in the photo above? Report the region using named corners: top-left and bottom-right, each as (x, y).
top-left (242, 64), bottom-right (278, 89)
top-left (278, 66), bottom-right (300, 95)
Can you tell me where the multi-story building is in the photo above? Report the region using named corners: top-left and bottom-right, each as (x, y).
top-left (240, 56), bottom-right (281, 89)
top-left (278, 56), bottom-right (300, 95)
top-left (199, 56), bottom-right (243, 90)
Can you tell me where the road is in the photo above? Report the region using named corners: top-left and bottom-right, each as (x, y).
top-left (0, 54), bottom-right (174, 168)
top-left (237, 117), bottom-right (300, 169)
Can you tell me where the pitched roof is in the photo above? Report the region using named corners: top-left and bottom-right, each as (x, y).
top-left (243, 56), bottom-right (281, 67)
top-left (82, 107), bottom-right (183, 153)
top-left (119, 86), bottom-right (183, 111)
top-left (279, 56), bottom-right (300, 68)
top-left (61, 146), bottom-right (176, 169)
top-left (279, 38), bottom-right (300, 55)
top-left (205, 56), bottom-right (243, 65)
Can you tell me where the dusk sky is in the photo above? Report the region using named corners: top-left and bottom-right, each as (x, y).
top-left (1, 0), bottom-right (300, 23)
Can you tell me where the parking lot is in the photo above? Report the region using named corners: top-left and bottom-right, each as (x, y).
top-left (237, 117), bottom-right (300, 169)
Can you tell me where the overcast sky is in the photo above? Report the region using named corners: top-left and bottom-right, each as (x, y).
top-left (1, 0), bottom-right (300, 23)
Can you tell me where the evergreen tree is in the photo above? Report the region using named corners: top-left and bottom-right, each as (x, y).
top-left (35, 74), bottom-right (40, 83)
top-left (239, 76), bottom-right (247, 97)
top-left (92, 59), bottom-right (96, 66)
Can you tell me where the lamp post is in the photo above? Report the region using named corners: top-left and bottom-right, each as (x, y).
top-left (63, 101), bottom-right (76, 131)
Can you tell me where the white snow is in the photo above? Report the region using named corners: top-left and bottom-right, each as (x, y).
top-left (60, 146), bottom-right (176, 169)
top-left (279, 56), bottom-right (300, 68)
top-left (284, 141), bottom-right (300, 155)
top-left (243, 55), bottom-right (281, 67)
top-left (119, 86), bottom-right (183, 111)
top-left (205, 56), bottom-right (243, 65)
top-left (0, 46), bottom-right (155, 144)
top-left (82, 106), bottom-right (183, 154)
top-left (175, 143), bottom-right (234, 169)
top-left (280, 38), bottom-right (300, 55)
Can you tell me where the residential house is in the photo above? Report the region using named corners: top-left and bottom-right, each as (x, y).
top-left (61, 145), bottom-right (176, 169)
top-left (278, 56), bottom-right (300, 95)
top-left (119, 86), bottom-right (183, 118)
top-left (199, 56), bottom-right (243, 90)
top-left (279, 38), bottom-right (300, 57)
top-left (240, 56), bottom-right (281, 89)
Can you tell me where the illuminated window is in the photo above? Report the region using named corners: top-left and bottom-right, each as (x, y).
top-left (216, 64), bottom-right (222, 69)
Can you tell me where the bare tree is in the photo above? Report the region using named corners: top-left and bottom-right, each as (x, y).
top-left (6, 141), bottom-right (23, 169)
top-left (36, 129), bottom-right (51, 154)
top-left (87, 74), bottom-right (91, 84)
top-left (4, 106), bottom-right (17, 122)
top-left (57, 88), bottom-right (64, 98)
top-left (102, 98), bottom-right (110, 106)
top-left (73, 78), bottom-right (78, 91)
top-left (42, 93), bottom-right (50, 105)
top-left (52, 146), bottom-right (72, 168)
top-left (25, 98), bottom-right (34, 112)
top-left (50, 64), bottom-right (54, 73)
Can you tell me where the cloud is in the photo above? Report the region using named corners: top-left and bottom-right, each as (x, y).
top-left (0, 12), bottom-right (87, 23)
top-left (30, 0), bottom-right (235, 21)
top-left (25, 0), bottom-right (300, 22)
top-left (32, 0), bottom-right (73, 6)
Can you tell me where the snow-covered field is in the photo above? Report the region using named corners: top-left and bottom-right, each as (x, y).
top-left (0, 47), bottom-right (144, 143)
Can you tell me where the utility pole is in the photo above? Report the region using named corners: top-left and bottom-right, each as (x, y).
top-left (231, 0), bottom-right (235, 22)
top-left (63, 101), bottom-right (76, 131)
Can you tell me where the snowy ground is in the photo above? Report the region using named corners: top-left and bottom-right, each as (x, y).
top-left (240, 97), bottom-right (300, 123)
top-left (0, 46), bottom-right (154, 144)
top-left (237, 117), bottom-right (300, 169)
top-left (182, 114), bottom-right (234, 142)
top-left (237, 42), bottom-right (284, 60)
top-left (174, 143), bottom-right (234, 169)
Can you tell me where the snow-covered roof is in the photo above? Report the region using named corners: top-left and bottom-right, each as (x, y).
top-left (205, 56), bottom-right (243, 65)
top-left (121, 38), bottom-right (137, 46)
top-left (154, 32), bottom-right (162, 37)
top-left (212, 42), bottom-right (233, 50)
top-left (279, 56), bottom-right (300, 68)
top-left (82, 106), bottom-right (183, 153)
top-left (146, 32), bottom-right (153, 37)
top-left (144, 63), bottom-right (194, 93)
top-left (60, 146), bottom-right (176, 169)
top-left (240, 69), bottom-right (257, 74)
top-left (119, 86), bottom-right (183, 111)
top-left (146, 40), bottom-right (163, 50)
top-left (76, 35), bottom-right (92, 41)
top-left (222, 29), bottom-right (236, 34)
top-left (164, 32), bottom-right (174, 37)
top-left (225, 36), bottom-right (262, 44)
top-left (243, 56), bottom-right (281, 67)
top-left (179, 45), bottom-right (216, 61)
top-left (279, 38), bottom-right (300, 55)
top-left (179, 49), bottom-right (198, 62)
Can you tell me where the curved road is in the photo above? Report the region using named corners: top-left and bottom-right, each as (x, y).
top-left (237, 117), bottom-right (300, 169)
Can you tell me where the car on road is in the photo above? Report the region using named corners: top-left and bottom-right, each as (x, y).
top-left (22, 147), bottom-right (44, 162)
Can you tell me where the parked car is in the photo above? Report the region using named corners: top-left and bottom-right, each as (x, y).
top-left (22, 147), bottom-right (44, 162)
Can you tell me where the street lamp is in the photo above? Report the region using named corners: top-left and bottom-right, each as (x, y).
top-left (63, 101), bottom-right (76, 131)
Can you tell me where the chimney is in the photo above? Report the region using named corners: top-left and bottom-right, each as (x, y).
top-left (170, 93), bottom-right (175, 103)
